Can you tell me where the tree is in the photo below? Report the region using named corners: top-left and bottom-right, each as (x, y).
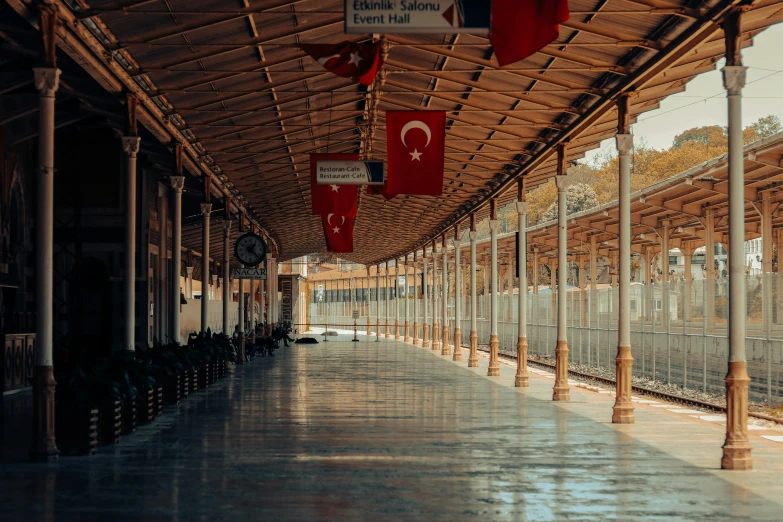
top-left (541, 183), bottom-right (598, 222)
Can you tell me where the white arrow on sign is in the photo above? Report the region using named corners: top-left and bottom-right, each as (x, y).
top-left (233, 268), bottom-right (267, 279)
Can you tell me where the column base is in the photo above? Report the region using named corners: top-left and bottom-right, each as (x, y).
top-left (453, 329), bottom-right (462, 361)
top-left (612, 345), bottom-right (635, 424)
top-left (236, 335), bottom-right (245, 364)
top-left (515, 337), bottom-right (529, 388)
top-left (432, 323), bottom-right (440, 351)
top-left (553, 339), bottom-right (570, 401)
top-left (468, 330), bottom-right (478, 367)
top-left (395, 320), bottom-right (400, 340)
top-left (30, 366), bottom-right (59, 462)
top-left (413, 322), bottom-right (419, 345)
top-left (367, 320), bottom-right (371, 337)
top-left (441, 325), bottom-right (450, 356)
top-left (404, 321), bottom-right (410, 343)
top-left (721, 361), bottom-right (753, 470)
top-left (488, 334), bottom-right (500, 376)
top-left (422, 324), bottom-right (429, 348)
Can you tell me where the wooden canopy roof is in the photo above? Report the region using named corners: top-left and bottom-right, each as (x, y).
top-left (9, 0), bottom-right (783, 265)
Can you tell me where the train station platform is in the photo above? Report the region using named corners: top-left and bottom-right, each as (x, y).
top-left (3, 336), bottom-right (783, 521)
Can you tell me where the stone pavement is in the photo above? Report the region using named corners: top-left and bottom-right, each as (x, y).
top-left (1, 335), bottom-right (783, 521)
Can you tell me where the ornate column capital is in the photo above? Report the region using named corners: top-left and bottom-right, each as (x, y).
top-left (33, 67), bottom-right (60, 96)
top-left (223, 220), bottom-right (232, 236)
top-left (200, 203), bottom-right (212, 216)
top-left (515, 201), bottom-right (528, 214)
top-left (469, 231), bottom-right (478, 241)
top-left (453, 240), bottom-right (461, 249)
top-left (722, 65), bottom-right (747, 95)
top-left (212, 274), bottom-right (218, 285)
top-left (489, 220), bottom-right (500, 233)
top-left (616, 134), bottom-right (633, 155)
top-left (555, 175), bottom-right (567, 190)
top-left (186, 266), bottom-right (194, 277)
top-left (170, 175), bottom-right (185, 193)
top-left (121, 136), bottom-right (141, 157)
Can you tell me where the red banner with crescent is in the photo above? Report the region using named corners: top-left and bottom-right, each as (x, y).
top-left (490, 0), bottom-right (570, 67)
top-left (321, 213), bottom-right (354, 253)
top-left (298, 41), bottom-right (383, 86)
top-left (310, 153), bottom-right (360, 216)
top-left (376, 111), bottom-right (445, 199)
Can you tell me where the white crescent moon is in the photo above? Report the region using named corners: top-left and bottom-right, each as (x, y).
top-left (400, 120), bottom-right (432, 149)
top-left (327, 213), bottom-right (334, 226)
top-left (317, 54), bottom-right (342, 66)
top-left (340, 216), bottom-right (345, 225)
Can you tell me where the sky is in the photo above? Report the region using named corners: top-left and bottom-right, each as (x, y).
top-left (583, 23), bottom-right (783, 166)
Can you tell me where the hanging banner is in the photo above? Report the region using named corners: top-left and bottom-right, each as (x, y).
top-left (316, 160), bottom-right (384, 185)
top-left (345, 0), bottom-right (491, 34)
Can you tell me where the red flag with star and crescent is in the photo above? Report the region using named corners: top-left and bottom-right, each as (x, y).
top-left (375, 111), bottom-right (445, 199)
top-left (321, 213), bottom-right (354, 253)
top-left (298, 41), bottom-right (383, 86)
top-left (310, 154), bottom-right (360, 217)
top-left (490, 0), bottom-right (570, 67)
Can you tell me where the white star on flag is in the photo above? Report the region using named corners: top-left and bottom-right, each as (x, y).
top-left (332, 227), bottom-right (340, 233)
top-left (330, 184), bottom-right (340, 192)
top-left (409, 149), bottom-right (422, 161)
top-left (349, 51), bottom-right (363, 67)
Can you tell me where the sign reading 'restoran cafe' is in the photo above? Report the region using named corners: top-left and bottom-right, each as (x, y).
top-left (316, 160), bottom-right (385, 185)
top-left (345, 1), bottom-right (491, 34)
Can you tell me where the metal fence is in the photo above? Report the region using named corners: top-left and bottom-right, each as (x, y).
top-left (309, 274), bottom-right (783, 403)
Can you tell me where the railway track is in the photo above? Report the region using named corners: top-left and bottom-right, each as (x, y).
top-left (476, 347), bottom-right (783, 426)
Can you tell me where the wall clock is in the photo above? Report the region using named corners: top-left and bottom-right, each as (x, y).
top-left (234, 232), bottom-right (267, 267)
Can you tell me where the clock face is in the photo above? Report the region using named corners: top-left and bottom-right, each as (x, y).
top-left (234, 233), bottom-right (267, 267)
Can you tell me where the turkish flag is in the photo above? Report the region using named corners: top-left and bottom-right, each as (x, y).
top-left (490, 0), bottom-right (570, 67)
top-left (310, 154), bottom-right (359, 217)
top-left (382, 111), bottom-right (446, 198)
top-left (321, 213), bottom-right (354, 254)
top-left (298, 41), bottom-right (383, 86)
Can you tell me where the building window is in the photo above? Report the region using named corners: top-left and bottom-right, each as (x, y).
top-left (654, 299), bottom-right (662, 311)
top-left (630, 299), bottom-right (637, 313)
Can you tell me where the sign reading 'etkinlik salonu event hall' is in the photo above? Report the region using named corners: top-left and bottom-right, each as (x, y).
top-left (345, 0), bottom-right (491, 34)
top-left (316, 160), bottom-right (385, 185)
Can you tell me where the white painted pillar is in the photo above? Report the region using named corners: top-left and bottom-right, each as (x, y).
top-left (170, 177), bottom-right (184, 343)
top-left (404, 258), bottom-right (410, 342)
top-left (376, 264), bottom-right (381, 338)
top-left (722, 52), bottom-right (752, 469)
top-left (385, 261), bottom-right (390, 338)
top-left (488, 217), bottom-right (500, 376)
top-left (222, 223), bottom-right (231, 334)
top-left (468, 229), bottom-right (478, 366)
top-left (395, 260), bottom-right (401, 340)
top-left (423, 252), bottom-right (429, 347)
top-left (186, 266), bottom-right (194, 299)
top-left (614, 128), bottom-right (634, 423)
top-left (413, 253), bottom-right (419, 344)
top-left (122, 136), bottom-right (141, 351)
top-left (31, 65), bottom-right (60, 461)
top-left (237, 268), bottom-right (245, 363)
top-left (516, 198), bottom-right (529, 387)
top-left (441, 242), bottom-right (450, 355)
top-left (553, 168), bottom-right (570, 400)
top-left (200, 204), bottom-right (211, 332)
top-left (453, 239), bottom-right (462, 361)
top-left (432, 241), bottom-right (440, 351)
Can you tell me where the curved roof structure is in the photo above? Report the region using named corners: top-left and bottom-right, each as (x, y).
top-left (10, 0), bottom-right (783, 264)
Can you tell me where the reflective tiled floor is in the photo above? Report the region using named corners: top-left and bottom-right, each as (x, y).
top-left (1, 336), bottom-right (782, 521)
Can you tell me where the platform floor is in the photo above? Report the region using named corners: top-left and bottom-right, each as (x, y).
top-left (2, 336), bottom-right (783, 521)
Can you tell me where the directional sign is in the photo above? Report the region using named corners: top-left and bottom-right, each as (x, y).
top-left (346, 0), bottom-right (491, 35)
top-left (316, 160), bottom-right (384, 185)
top-left (233, 268), bottom-right (267, 280)
top-left (352, 310), bottom-right (360, 320)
